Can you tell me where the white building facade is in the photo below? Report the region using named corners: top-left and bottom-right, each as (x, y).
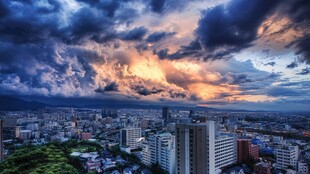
top-left (297, 162), bottom-right (309, 174)
top-left (276, 145), bottom-right (298, 170)
top-left (148, 133), bottom-right (175, 174)
top-left (120, 127), bottom-right (141, 149)
top-left (214, 134), bottom-right (237, 170)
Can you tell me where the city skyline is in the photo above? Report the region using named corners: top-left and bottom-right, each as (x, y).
top-left (0, 0), bottom-right (309, 112)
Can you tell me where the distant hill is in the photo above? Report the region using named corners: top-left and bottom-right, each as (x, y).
top-left (0, 95), bottom-right (260, 112)
top-left (0, 96), bottom-right (48, 111)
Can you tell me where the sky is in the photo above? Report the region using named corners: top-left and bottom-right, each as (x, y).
top-left (0, 0), bottom-right (309, 111)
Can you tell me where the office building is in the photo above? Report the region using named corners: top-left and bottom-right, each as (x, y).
top-left (120, 127), bottom-right (141, 149)
top-left (176, 122), bottom-right (214, 174)
top-left (189, 110), bottom-right (194, 118)
top-left (237, 139), bottom-right (260, 163)
top-left (214, 134), bottom-right (236, 169)
top-left (276, 145), bottom-right (298, 170)
top-left (162, 107), bottom-right (170, 122)
top-left (149, 133), bottom-right (175, 174)
top-left (176, 121), bottom-right (236, 174)
top-left (141, 141), bottom-right (151, 166)
top-left (249, 143), bottom-right (260, 161)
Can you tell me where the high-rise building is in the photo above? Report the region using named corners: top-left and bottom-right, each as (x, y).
top-left (237, 139), bottom-right (260, 163)
top-left (176, 122), bottom-right (214, 174)
top-left (189, 110), bottom-right (194, 118)
top-left (214, 134), bottom-right (236, 169)
top-left (141, 141), bottom-right (151, 166)
top-left (0, 119), bottom-right (3, 162)
top-left (276, 145), bottom-right (298, 170)
top-left (176, 121), bottom-right (236, 174)
top-left (249, 143), bottom-right (260, 161)
top-left (162, 107), bottom-right (170, 122)
top-left (120, 127), bottom-right (141, 149)
top-left (149, 133), bottom-right (175, 174)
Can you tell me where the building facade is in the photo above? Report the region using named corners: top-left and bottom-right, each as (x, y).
top-left (214, 134), bottom-right (236, 169)
top-left (297, 161), bottom-right (309, 174)
top-left (149, 133), bottom-right (175, 174)
top-left (276, 145), bottom-right (298, 170)
top-left (162, 107), bottom-right (170, 122)
top-left (237, 139), bottom-right (260, 163)
top-left (120, 127), bottom-right (141, 149)
top-left (176, 122), bottom-right (214, 174)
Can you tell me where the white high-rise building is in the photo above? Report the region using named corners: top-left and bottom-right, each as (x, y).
top-left (149, 133), bottom-right (175, 174)
top-left (214, 134), bottom-right (237, 170)
top-left (276, 145), bottom-right (298, 170)
top-left (141, 141), bottom-right (151, 166)
top-left (176, 121), bottom-right (236, 174)
top-left (120, 127), bottom-right (141, 149)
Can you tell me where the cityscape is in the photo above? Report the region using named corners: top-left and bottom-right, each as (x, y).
top-left (0, 107), bottom-right (309, 174)
top-left (0, 0), bottom-right (310, 174)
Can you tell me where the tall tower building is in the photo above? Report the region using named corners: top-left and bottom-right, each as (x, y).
top-left (176, 121), bottom-right (236, 174)
top-left (0, 119), bottom-right (3, 162)
top-left (120, 127), bottom-right (141, 149)
top-left (149, 133), bottom-right (175, 174)
top-left (176, 121), bottom-right (215, 174)
top-left (162, 107), bottom-right (170, 122)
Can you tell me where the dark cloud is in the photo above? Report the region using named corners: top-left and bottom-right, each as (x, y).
top-left (131, 85), bottom-right (164, 96)
top-left (148, 0), bottom-right (193, 14)
top-left (282, 0), bottom-right (310, 24)
top-left (77, 0), bottom-right (122, 17)
top-left (0, 1), bottom-right (10, 18)
top-left (95, 82), bottom-right (119, 93)
top-left (159, 0), bottom-right (280, 60)
top-left (164, 40), bottom-right (203, 60)
top-left (0, 0), bottom-right (140, 44)
top-left (286, 62), bottom-right (298, 69)
top-left (146, 31), bottom-right (175, 43)
top-left (135, 43), bottom-right (149, 54)
top-left (264, 62), bottom-right (276, 66)
top-left (189, 94), bottom-right (202, 101)
top-left (0, 41), bottom-right (99, 96)
top-left (155, 40), bottom-right (203, 60)
top-left (64, 7), bottom-right (116, 44)
top-left (279, 81), bottom-right (310, 88)
top-left (297, 68), bottom-right (310, 75)
top-left (150, 0), bottom-right (166, 13)
top-left (155, 49), bottom-right (169, 59)
top-left (286, 35), bottom-right (310, 64)
top-left (120, 27), bottom-right (148, 41)
top-left (0, 0), bottom-right (142, 97)
top-left (195, 0), bottom-right (280, 57)
top-left (267, 87), bottom-right (305, 97)
top-left (280, 0), bottom-right (310, 64)
top-left (169, 90), bottom-right (186, 99)
top-left (219, 73), bottom-right (252, 85)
